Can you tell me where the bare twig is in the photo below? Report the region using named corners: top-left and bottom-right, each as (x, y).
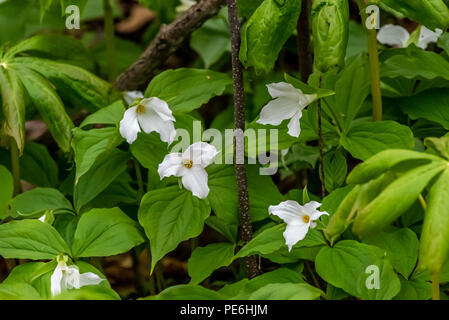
top-left (296, 0), bottom-right (313, 82)
top-left (115, 0), bottom-right (226, 91)
top-left (227, 0), bottom-right (260, 279)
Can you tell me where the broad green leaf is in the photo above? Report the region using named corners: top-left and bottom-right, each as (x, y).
top-left (8, 188), bottom-right (73, 218)
top-left (315, 240), bottom-right (400, 299)
top-left (188, 242), bottom-right (235, 285)
top-left (341, 120), bottom-right (414, 161)
top-left (347, 149), bottom-right (441, 185)
top-left (144, 285), bottom-right (224, 300)
top-left (71, 207), bottom-right (144, 258)
top-left (208, 165), bottom-right (284, 224)
top-left (418, 168), bottom-right (449, 276)
top-left (235, 224), bottom-right (326, 260)
top-left (73, 149), bottom-right (129, 212)
top-left (437, 32), bottom-right (449, 56)
top-left (72, 127), bottom-right (123, 182)
top-left (79, 100), bottom-right (126, 128)
top-left (19, 142), bottom-right (59, 187)
top-left (381, 46), bottom-right (449, 81)
top-left (364, 228), bottom-right (419, 278)
top-left (240, 0), bottom-right (302, 74)
top-left (380, 0), bottom-right (449, 30)
top-left (190, 9), bottom-right (230, 68)
top-left (353, 161), bottom-right (446, 238)
top-left (424, 135), bottom-right (449, 160)
top-left (323, 148), bottom-right (347, 192)
top-left (0, 165), bottom-right (13, 219)
top-left (0, 219), bottom-right (70, 259)
top-left (16, 66), bottom-right (73, 152)
top-left (144, 68), bottom-right (232, 113)
top-left (394, 272), bottom-right (432, 300)
top-left (247, 283), bottom-right (323, 300)
top-left (11, 57), bottom-right (118, 111)
top-left (398, 89), bottom-right (449, 130)
top-left (0, 282), bottom-right (42, 300)
top-left (238, 0), bottom-right (263, 18)
top-left (0, 66), bottom-right (25, 153)
top-left (138, 186), bottom-right (211, 272)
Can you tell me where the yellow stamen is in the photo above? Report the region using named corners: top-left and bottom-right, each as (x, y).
top-left (136, 104), bottom-right (145, 114)
top-left (183, 159), bottom-right (193, 168)
top-left (303, 215), bottom-right (310, 223)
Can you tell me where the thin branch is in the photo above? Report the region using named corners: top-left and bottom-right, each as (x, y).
top-left (227, 0), bottom-right (260, 279)
top-left (296, 0), bottom-right (313, 82)
top-left (115, 0), bottom-right (226, 91)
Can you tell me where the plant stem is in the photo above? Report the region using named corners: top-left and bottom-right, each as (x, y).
top-left (432, 272), bottom-right (440, 300)
top-left (227, 0), bottom-right (260, 279)
top-left (103, 0), bottom-right (117, 82)
top-left (418, 194), bottom-right (427, 211)
top-left (358, 0), bottom-right (382, 121)
top-left (10, 138), bottom-right (21, 196)
top-left (134, 159), bottom-right (144, 202)
top-left (318, 75), bottom-right (326, 198)
top-left (296, 0), bottom-right (313, 82)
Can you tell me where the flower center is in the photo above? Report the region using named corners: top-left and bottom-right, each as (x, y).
top-left (136, 104), bottom-right (145, 114)
top-left (302, 215), bottom-right (310, 223)
top-left (183, 159), bottom-right (193, 168)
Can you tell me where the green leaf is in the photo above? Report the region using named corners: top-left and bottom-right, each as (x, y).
top-left (79, 100), bottom-right (126, 128)
top-left (0, 165), bottom-right (13, 219)
top-left (381, 46), bottom-right (449, 81)
top-left (0, 219), bottom-right (70, 259)
top-left (72, 127), bottom-right (123, 182)
top-left (240, 0), bottom-right (302, 74)
top-left (394, 272), bottom-right (432, 300)
top-left (315, 240), bottom-right (401, 299)
top-left (341, 120), bottom-right (414, 161)
top-left (418, 168), bottom-right (449, 276)
top-left (19, 142), bottom-right (59, 187)
top-left (8, 188), bottom-right (73, 219)
top-left (138, 186), bottom-right (211, 272)
top-left (364, 228), bottom-right (419, 278)
top-left (0, 282), bottom-right (42, 300)
top-left (235, 224), bottom-right (326, 259)
top-left (247, 282), bottom-right (323, 300)
top-left (323, 148), bottom-right (347, 192)
top-left (144, 285), bottom-right (224, 300)
top-left (11, 57), bottom-right (118, 111)
top-left (0, 66), bottom-right (25, 153)
top-left (190, 10), bottom-right (230, 68)
top-left (73, 149), bottom-right (129, 212)
top-left (353, 161), bottom-right (446, 239)
top-left (380, 0), bottom-right (449, 30)
top-left (144, 68), bottom-right (232, 113)
top-left (16, 66), bottom-right (74, 152)
top-left (71, 207), bottom-right (144, 258)
top-left (207, 165), bottom-right (284, 224)
top-left (398, 89), bottom-right (449, 130)
top-left (188, 242), bottom-right (235, 285)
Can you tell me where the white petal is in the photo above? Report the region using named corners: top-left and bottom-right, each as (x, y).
top-left (38, 214), bottom-right (46, 222)
top-left (79, 272), bottom-right (104, 287)
top-left (418, 26), bottom-right (442, 49)
top-left (266, 82), bottom-right (302, 99)
top-left (119, 106), bottom-right (141, 144)
top-left (283, 222), bottom-right (310, 252)
top-left (137, 110), bottom-right (176, 144)
top-left (302, 201), bottom-right (322, 214)
top-left (141, 97), bottom-right (175, 122)
top-left (181, 165), bottom-right (209, 199)
top-left (50, 265), bottom-right (63, 297)
top-left (268, 200), bottom-right (302, 224)
top-left (287, 110), bottom-right (303, 137)
top-left (256, 97), bottom-right (300, 126)
top-left (158, 153), bottom-right (184, 179)
top-left (183, 142), bottom-right (218, 168)
top-left (123, 90), bottom-right (143, 105)
top-left (64, 266), bottom-right (81, 290)
top-left (377, 24), bottom-right (409, 48)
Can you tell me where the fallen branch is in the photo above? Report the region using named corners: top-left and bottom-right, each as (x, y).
top-left (115, 0), bottom-right (226, 91)
top-left (227, 0), bottom-right (260, 279)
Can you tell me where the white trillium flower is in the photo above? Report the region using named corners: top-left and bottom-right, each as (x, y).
top-left (51, 256), bottom-right (104, 297)
top-left (256, 82), bottom-right (317, 138)
top-left (119, 97), bottom-right (176, 145)
top-left (38, 214), bottom-right (46, 223)
top-left (269, 200), bottom-right (329, 252)
top-left (158, 142), bottom-right (218, 199)
top-left (176, 0), bottom-right (196, 13)
top-left (377, 24), bottom-right (442, 49)
top-left (123, 90), bottom-right (144, 105)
